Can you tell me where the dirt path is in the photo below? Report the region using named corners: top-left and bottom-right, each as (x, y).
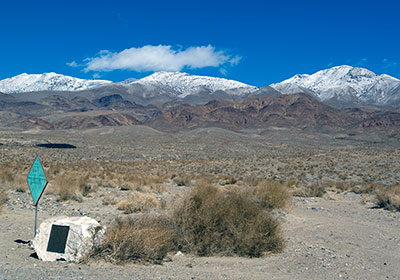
top-left (1, 190), bottom-right (399, 280)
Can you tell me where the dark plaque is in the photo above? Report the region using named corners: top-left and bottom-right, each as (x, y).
top-left (46, 225), bottom-right (70, 253)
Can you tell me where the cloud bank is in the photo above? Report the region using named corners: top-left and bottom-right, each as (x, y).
top-left (78, 45), bottom-right (240, 73)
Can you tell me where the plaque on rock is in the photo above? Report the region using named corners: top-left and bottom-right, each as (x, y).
top-left (33, 216), bottom-right (106, 262)
top-left (46, 225), bottom-right (70, 253)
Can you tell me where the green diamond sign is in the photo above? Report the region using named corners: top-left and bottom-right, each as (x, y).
top-left (27, 155), bottom-right (48, 206)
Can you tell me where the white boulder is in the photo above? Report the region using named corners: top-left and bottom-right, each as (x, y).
top-left (33, 216), bottom-right (106, 262)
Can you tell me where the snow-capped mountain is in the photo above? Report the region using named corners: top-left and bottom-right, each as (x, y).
top-left (0, 71), bottom-right (256, 98)
top-left (271, 65), bottom-right (400, 106)
top-left (0, 72), bottom-right (112, 93)
top-left (130, 72), bottom-right (256, 98)
top-left (3, 67), bottom-right (399, 108)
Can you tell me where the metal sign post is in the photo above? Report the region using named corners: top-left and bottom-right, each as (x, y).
top-left (34, 204), bottom-right (38, 237)
top-left (27, 155), bottom-right (48, 238)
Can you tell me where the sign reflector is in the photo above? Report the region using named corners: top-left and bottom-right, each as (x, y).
top-left (27, 155), bottom-right (48, 206)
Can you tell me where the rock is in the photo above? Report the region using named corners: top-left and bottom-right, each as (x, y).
top-left (33, 216), bottom-right (106, 262)
top-left (175, 251), bottom-right (184, 257)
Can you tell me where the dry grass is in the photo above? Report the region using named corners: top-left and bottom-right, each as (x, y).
top-left (102, 191), bottom-right (120, 206)
top-left (350, 182), bottom-right (381, 195)
top-left (0, 168), bottom-right (14, 184)
top-left (116, 191), bottom-right (160, 214)
top-left (173, 183), bottom-right (284, 257)
top-left (0, 168), bottom-right (27, 192)
top-left (172, 173), bottom-right (192, 186)
top-left (88, 213), bottom-right (176, 264)
top-left (375, 184), bottom-right (400, 211)
top-left (0, 187), bottom-right (8, 213)
top-left (251, 179), bottom-right (292, 210)
top-left (51, 174), bottom-right (83, 202)
top-left (292, 182), bottom-right (326, 197)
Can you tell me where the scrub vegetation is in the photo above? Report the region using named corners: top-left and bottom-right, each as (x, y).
top-left (89, 181), bottom-right (287, 263)
top-left (0, 186), bottom-right (9, 213)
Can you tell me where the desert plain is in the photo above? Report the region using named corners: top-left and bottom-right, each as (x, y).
top-left (0, 126), bottom-right (399, 279)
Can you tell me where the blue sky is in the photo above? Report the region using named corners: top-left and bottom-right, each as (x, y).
top-left (1, 0), bottom-right (399, 86)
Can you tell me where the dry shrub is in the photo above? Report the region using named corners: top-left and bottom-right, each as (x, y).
top-left (148, 184), bottom-right (168, 194)
top-left (119, 182), bottom-right (136, 191)
top-left (320, 180), bottom-right (348, 193)
top-left (0, 168), bottom-right (14, 184)
top-left (117, 191), bottom-right (160, 214)
top-left (91, 181), bottom-right (285, 263)
top-left (89, 213), bottom-right (176, 264)
top-left (0, 187), bottom-right (9, 213)
top-left (361, 193), bottom-right (375, 204)
top-left (219, 175), bottom-right (237, 185)
top-left (173, 184), bottom-right (284, 257)
top-left (102, 191), bottom-right (120, 206)
top-left (50, 173), bottom-right (97, 202)
top-left (244, 176), bottom-right (262, 187)
top-left (124, 174), bottom-right (166, 189)
top-left (172, 173), bottom-right (192, 186)
top-left (53, 174), bottom-right (82, 202)
top-left (7, 176), bottom-right (28, 193)
top-left (351, 182), bottom-right (381, 195)
top-left (287, 177), bottom-right (298, 188)
top-left (251, 179), bottom-right (291, 210)
top-left (78, 176), bottom-right (97, 197)
top-left (0, 169), bottom-right (27, 192)
top-left (293, 182), bottom-right (326, 197)
top-left (375, 184), bottom-right (400, 211)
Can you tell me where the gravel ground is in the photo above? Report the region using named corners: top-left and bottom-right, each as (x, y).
top-left (1, 189), bottom-right (399, 280)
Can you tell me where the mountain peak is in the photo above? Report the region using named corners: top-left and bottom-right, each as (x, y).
top-left (0, 72), bottom-right (112, 93)
top-left (131, 71), bottom-right (256, 97)
top-left (271, 65), bottom-right (400, 106)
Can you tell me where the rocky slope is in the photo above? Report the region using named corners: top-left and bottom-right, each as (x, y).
top-left (1, 91), bottom-right (400, 132)
top-left (147, 94), bottom-right (400, 133)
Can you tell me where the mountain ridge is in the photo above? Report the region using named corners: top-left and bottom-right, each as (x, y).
top-left (0, 72), bottom-right (112, 94)
top-left (1, 66), bottom-right (400, 108)
top-left (271, 65), bottom-right (400, 107)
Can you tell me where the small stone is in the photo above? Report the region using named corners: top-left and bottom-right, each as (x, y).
top-left (175, 251), bottom-right (184, 256)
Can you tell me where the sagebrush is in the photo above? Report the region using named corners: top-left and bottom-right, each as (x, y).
top-left (375, 184), bottom-right (400, 212)
top-left (88, 213), bottom-right (176, 264)
top-left (92, 182), bottom-right (286, 263)
top-left (173, 183), bottom-right (285, 257)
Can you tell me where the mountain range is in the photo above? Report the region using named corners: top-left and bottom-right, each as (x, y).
top-left (1, 66), bottom-right (400, 133)
top-left (1, 65), bottom-right (400, 108)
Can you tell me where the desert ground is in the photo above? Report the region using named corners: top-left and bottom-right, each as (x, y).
top-left (0, 126), bottom-right (399, 279)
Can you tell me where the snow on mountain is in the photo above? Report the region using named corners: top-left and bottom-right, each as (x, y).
top-left (0, 72), bottom-right (112, 93)
top-left (271, 65), bottom-right (400, 106)
top-left (131, 72), bottom-right (256, 98)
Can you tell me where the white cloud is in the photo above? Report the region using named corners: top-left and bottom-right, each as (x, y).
top-left (219, 68), bottom-right (228, 76)
top-left (66, 61), bottom-right (79, 67)
top-left (79, 45), bottom-right (241, 72)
